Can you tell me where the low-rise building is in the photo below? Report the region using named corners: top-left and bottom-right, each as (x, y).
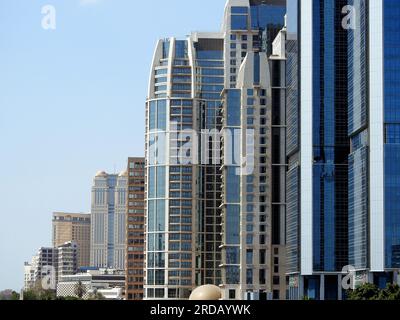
top-left (56, 269), bottom-right (125, 300)
top-left (23, 262), bottom-right (35, 291)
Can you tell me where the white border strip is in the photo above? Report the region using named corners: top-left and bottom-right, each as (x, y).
top-left (300, 0), bottom-right (313, 276)
top-left (369, 0), bottom-right (385, 272)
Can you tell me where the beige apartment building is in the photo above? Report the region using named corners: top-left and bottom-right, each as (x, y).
top-left (52, 212), bottom-right (91, 268)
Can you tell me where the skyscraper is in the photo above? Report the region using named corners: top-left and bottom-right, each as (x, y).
top-left (286, 0), bottom-right (350, 300)
top-left (52, 212), bottom-right (91, 268)
top-left (125, 157), bottom-right (145, 300)
top-left (219, 0), bottom-right (286, 300)
top-left (285, 0), bottom-right (400, 300)
top-left (348, 0), bottom-right (400, 287)
top-left (91, 171), bottom-right (127, 270)
top-left (144, 0), bottom-right (286, 300)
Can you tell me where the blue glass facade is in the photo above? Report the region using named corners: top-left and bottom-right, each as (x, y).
top-left (347, 0), bottom-right (369, 270)
top-left (285, 0), bottom-right (300, 276)
top-left (221, 89), bottom-right (241, 286)
top-left (311, 0), bottom-right (349, 272)
top-left (195, 38), bottom-right (224, 286)
top-left (250, 0), bottom-right (286, 54)
top-left (286, 165), bottom-right (300, 274)
top-left (348, 132), bottom-right (369, 268)
top-left (384, 0), bottom-right (400, 269)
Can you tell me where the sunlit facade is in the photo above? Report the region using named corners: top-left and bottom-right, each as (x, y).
top-left (144, 0), bottom-right (287, 300)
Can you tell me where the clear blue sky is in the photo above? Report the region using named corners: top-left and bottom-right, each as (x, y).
top-left (0, 0), bottom-right (226, 291)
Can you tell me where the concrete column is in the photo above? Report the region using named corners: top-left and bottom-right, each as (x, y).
top-left (338, 274), bottom-right (343, 301)
top-left (320, 275), bottom-right (325, 301)
top-left (394, 271), bottom-right (399, 285)
top-left (299, 276), bottom-right (304, 300)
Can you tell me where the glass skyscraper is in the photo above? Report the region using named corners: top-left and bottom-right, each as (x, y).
top-left (286, 0), bottom-right (350, 300)
top-left (348, 0), bottom-right (400, 287)
top-left (287, 0), bottom-right (400, 300)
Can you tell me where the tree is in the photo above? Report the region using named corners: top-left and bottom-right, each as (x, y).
top-left (347, 283), bottom-right (380, 300)
top-left (22, 280), bottom-right (56, 301)
top-left (56, 296), bottom-right (81, 301)
top-left (11, 291), bottom-right (20, 300)
top-left (74, 281), bottom-right (86, 299)
top-left (347, 283), bottom-right (400, 300)
top-left (22, 289), bottom-right (39, 301)
top-left (0, 290), bottom-right (19, 300)
top-left (378, 284), bottom-right (400, 300)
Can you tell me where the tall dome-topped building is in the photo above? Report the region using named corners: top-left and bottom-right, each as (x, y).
top-left (90, 170), bottom-right (127, 270)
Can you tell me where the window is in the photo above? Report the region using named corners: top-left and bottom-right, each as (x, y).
top-left (246, 269), bottom-right (253, 285)
top-left (231, 7), bottom-right (248, 14)
top-left (231, 15), bottom-right (248, 30)
top-left (246, 250), bottom-right (253, 265)
top-left (229, 290), bottom-right (236, 299)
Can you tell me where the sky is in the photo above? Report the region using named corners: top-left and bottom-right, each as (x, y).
top-left (0, 0), bottom-right (226, 291)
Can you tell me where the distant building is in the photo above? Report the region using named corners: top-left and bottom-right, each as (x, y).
top-left (23, 262), bottom-right (35, 291)
top-left (57, 241), bottom-right (78, 279)
top-left (90, 171), bottom-right (128, 269)
top-left (52, 212), bottom-right (91, 268)
top-left (24, 242), bottom-right (79, 292)
top-left (56, 268), bottom-right (125, 300)
top-left (28, 247), bottom-right (58, 290)
top-left (125, 157), bottom-right (145, 300)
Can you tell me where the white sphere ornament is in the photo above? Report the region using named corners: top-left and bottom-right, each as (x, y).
top-left (189, 285), bottom-right (222, 301)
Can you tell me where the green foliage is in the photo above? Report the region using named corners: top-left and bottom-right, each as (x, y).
top-left (11, 291), bottom-right (20, 300)
top-left (0, 290), bottom-right (19, 300)
top-left (23, 289), bottom-right (56, 301)
top-left (56, 296), bottom-right (82, 301)
top-left (378, 284), bottom-right (400, 300)
top-left (347, 283), bottom-right (400, 300)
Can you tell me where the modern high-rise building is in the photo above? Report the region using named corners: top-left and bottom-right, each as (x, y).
top-left (52, 212), bottom-right (91, 268)
top-left (285, 0), bottom-right (350, 300)
top-left (91, 171), bottom-right (128, 270)
top-left (219, 0), bottom-right (287, 301)
top-left (125, 157), bottom-right (146, 300)
top-left (144, 0), bottom-right (287, 300)
top-left (285, 0), bottom-right (400, 300)
top-left (347, 0), bottom-right (400, 288)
